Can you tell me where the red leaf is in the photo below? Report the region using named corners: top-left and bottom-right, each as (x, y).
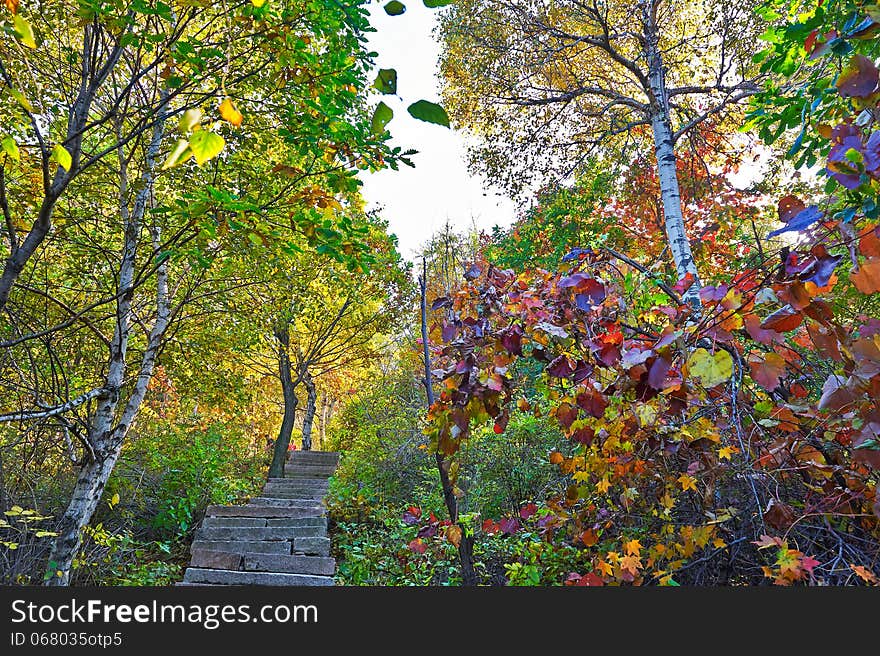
top-left (556, 402), bottom-right (578, 429)
top-left (519, 503), bottom-right (537, 520)
top-left (408, 538), bottom-right (427, 554)
top-left (402, 506), bottom-right (422, 525)
top-left (760, 305), bottom-right (804, 333)
top-left (801, 555), bottom-right (820, 574)
top-left (547, 355), bottom-right (575, 378)
top-left (499, 517), bottom-right (521, 534)
top-left (749, 352), bottom-right (786, 391)
top-left (482, 519), bottom-right (500, 535)
top-left (778, 195), bottom-right (806, 223)
top-left (576, 389), bottom-right (608, 418)
top-left (672, 272), bottom-right (696, 294)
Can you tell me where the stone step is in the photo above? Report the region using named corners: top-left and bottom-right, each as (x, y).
top-left (254, 490), bottom-right (327, 500)
top-left (195, 526), bottom-right (325, 542)
top-left (191, 540), bottom-right (290, 555)
top-left (288, 450), bottom-right (339, 461)
top-left (206, 504), bottom-right (324, 517)
top-left (282, 466), bottom-right (337, 477)
top-left (190, 549), bottom-right (243, 570)
top-left (293, 536), bottom-right (330, 556)
top-left (244, 553), bottom-right (336, 576)
top-left (266, 477), bottom-right (329, 487)
top-left (183, 568), bottom-right (333, 586)
top-left (201, 516), bottom-right (327, 530)
top-left (263, 483), bottom-right (329, 494)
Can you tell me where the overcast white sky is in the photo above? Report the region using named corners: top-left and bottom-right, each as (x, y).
top-left (358, 2), bottom-right (518, 259)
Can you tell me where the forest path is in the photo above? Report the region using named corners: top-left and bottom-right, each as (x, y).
top-left (178, 450), bottom-right (339, 585)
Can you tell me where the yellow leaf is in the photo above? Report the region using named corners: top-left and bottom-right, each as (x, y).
top-left (596, 477), bottom-right (611, 494)
top-left (251, 0), bottom-right (267, 5)
top-left (110, 493), bottom-right (120, 507)
top-left (573, 470), bottom-right (590, 482)
top-left (718, 446), bottom-right (736, 460)
top-left (678, 474), bottom-right (697, 492)
top-left (13, 14), bottom-right (37, 48)
top-left (9, 88), bottom-right (33, 112)
top-left (51, 144), bottom-right (72, 171)
top-left (1, 136), bottom-right (19, 161)
top-left (686, 348), bottom-right (733, 388)
top-left (623, 538), bottom-right (642, 556)
top-left (597, 560), bottom-right (614, 576)
top-left (219, 97), bottom-right (243, 127)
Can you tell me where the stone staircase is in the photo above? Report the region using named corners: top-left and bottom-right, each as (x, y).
top-left (179, 450), bottom-right (339, 586)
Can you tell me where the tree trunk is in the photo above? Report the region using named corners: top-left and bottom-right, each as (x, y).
top-left (300, 370), bottom-right (317, 451)
top-left (45, 91), bottom-right (170, 585)
top-left (419, 258), bottom-right (477, 586)
top-left (643, 2), bottom-right (702, 308)
top-left (269, 326), bottom-right (300, 477)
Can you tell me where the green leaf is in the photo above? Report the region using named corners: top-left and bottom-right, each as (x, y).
top-left (9, 88), bottom-right (33, 113)
top-left (384, 1), bottom-right (405, 15)
top-left (188, 130), bottom-right (225, 165)
top-left (1, 136), bottom-right (20, 161)
top-left (162, 138), bottom-right (193, 170)
top-left (13, 14), bottom-right (37, 49)
top-left (371, 101), bottom-right (393, 135)
top-left (51, 144), bottom-right (72, 172)
top-left (423, 0), bottom-right (453, 7)
top-left (373, 68), bottom-right (398, 95)
top-left (407, 100), bottom-right (450, 127)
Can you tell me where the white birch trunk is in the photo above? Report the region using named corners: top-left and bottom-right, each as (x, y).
top-left (643, 0), bottom-right (702, 308)
top-left (45, 91), bottom-right (169, 585)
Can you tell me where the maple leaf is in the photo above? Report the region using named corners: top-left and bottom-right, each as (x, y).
top-left (800, 555), bottom-right (820, 574)
top-left (596, 477), bottom-right (611, 494)
top-left (623, 538), bottom-right (642, 556)
top-left (718, 446), bottom-right (736, 460)
top-left (850, 564), bottom-right (879, 584)
top-left (677, 474), bottom-right (697, 492)
top-left (597, 560), bottom-right (614, 576)
top-left (752, 535), bottom-right (784, 549)
top-left (620, 554), bottom-right (642, 575)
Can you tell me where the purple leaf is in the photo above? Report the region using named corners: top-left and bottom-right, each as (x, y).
top-left (441, 322), bottom-right (457, 342)
top-left (431, 296), bottom-right (451, 311)
top-left (801, 253), bottom-right (843, 288)
top-left (562, 247), bottom-right (592, 262)
top-left (647, 357), bottom-right (671, 390)
top-left (463, 263), bottom-right (482, 280)
top-left (547, 355), bottom-right (574, 378)
top-left (768, 205), bottom-right (824, 237)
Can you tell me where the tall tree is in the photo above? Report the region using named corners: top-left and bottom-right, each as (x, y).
top-left (439, 0), bottom-right (764, 304)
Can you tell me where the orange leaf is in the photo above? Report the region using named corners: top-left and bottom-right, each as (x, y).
top-left (549, 451), bottom-right (564, 465)
top-left (851, 258), bottom-right (880, 294)
top-left (580, 529), bottom-right (598, 547)
top-left (850, 564), bottom-right (879, 584)
top-left (5, 0), bottom-right (19, 13)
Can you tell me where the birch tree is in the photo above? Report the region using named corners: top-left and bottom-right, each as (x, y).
top-left (439, 0), bottom-right (764, 305)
